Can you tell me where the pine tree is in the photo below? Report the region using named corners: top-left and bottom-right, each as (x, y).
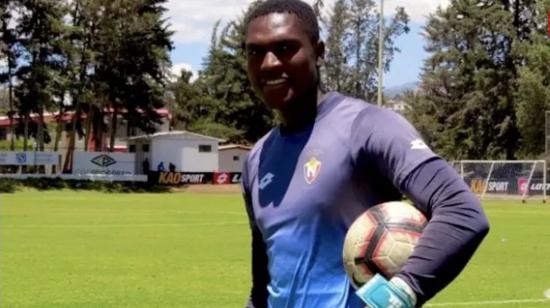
top-left (514, 0), bottom-right (550, 157)
top-left (93, 0), bottom-right (173, 151)
top-left (408, 0), bottom-right (520, 159)
top-left (198, 11), bottom-right (274, 143)
top-left (16, 0), bottom-right (69, 151)
top-left (323, 0), bottom-right (350, 92)
top-left (323, 0), bottom-right (409, 100)
top-left (0, 0), bottom-right (20, 150)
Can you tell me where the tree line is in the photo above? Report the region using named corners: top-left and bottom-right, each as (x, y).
top-left (0, 0), bottom-right (172, 171)
top-left (405, 0), bottom-right (550, 160)
top-left (3, 0), bottom-right (546, 163)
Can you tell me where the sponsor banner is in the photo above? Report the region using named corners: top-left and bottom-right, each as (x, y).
top-left (468, 178), bottom-right (510, 194)
top-left (213, 172), bottom-right (242, 184)
top-left (517, 177), bottom-right (529, 195)
top-left (0, 151), bottom-right (60, 165)
top-left (153, 172), bottom-right (212, 185)
top-left (465, 177), bottom-right (549, 195)
top-left (213, 172), bottom-right (231, 184)
top-left (524, 180), bottom-right (550, 193)
top-left (73, 151), bottom-right (136, 175)
top-left (150, 171), bottom-right (242, 185)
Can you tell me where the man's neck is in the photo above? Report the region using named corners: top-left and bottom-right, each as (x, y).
top-left (278, 90), bottom-right (325, 134)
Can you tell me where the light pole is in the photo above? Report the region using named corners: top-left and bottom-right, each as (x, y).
top-left (377, 0), bottom-right (384, 107)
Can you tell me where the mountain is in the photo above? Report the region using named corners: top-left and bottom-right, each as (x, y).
top-left (384, 81), bottom-right (419, 98)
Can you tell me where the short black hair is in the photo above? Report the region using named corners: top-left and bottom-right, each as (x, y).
top-left (244, 0), bottom-right (320, 43)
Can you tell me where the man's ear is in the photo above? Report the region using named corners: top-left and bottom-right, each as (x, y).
top-left (315, 41), bottom-right (325, 67)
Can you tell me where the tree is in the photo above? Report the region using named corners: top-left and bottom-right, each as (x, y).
top-left (0, 0), bottom-right (20, 151)
top-left (323, 0), bottom-right (409, 100)
top-left (63, 0), bottom-right (103, 171)
top-left (198, 12), bottom-right (274, 143)
top-left (407, 0), bottom-right (520, 160)
top-left (93, 0), bottom-right (173, 151)
top-left (514, 0), bottom-right (550, 157)
top-left (16, 0), bottom-right (69, 151)
top-left (323, 0), bottom-right (349, 92)
top-left (312, 0), bottom-right (325, 24)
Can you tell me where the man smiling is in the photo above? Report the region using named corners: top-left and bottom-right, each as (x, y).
top-left (241, 1), bottom-right (490, 307)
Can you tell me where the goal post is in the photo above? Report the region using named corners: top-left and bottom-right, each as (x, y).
top-left (451, 160), bottom-right (547, 203)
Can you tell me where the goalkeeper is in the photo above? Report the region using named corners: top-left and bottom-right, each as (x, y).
top-left (241, 0), bottom-right (490, 307)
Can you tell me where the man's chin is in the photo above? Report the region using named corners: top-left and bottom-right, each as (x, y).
top-left (262, 93), bottom-right (294, 110)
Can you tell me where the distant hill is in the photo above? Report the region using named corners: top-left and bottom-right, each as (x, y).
top-left (384, 81), bottom-right (419, 98)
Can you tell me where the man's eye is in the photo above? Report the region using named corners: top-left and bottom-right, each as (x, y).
top-left (276, 44), bottom-right (291, 54)
top-left (247, 48), bottom-right (261, 57)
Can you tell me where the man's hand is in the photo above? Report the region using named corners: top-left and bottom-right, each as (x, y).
top-left (355, 274), bottom-right (417, 308)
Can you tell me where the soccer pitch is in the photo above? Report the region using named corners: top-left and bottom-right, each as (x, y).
top-left (1, 190), bottom-right (550, 307)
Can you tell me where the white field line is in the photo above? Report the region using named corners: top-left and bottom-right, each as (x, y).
top-left (427, 298), bottom-right (550, 306)
top-left (1, 221), bottom-right (248, 229)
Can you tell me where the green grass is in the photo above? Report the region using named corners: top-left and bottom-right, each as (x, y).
top-left (0, 190), bottom-right (250, 308)
top-left (1, 191), bottom-right (550, 307)
top-left (428, 200), bottom-right (550, 307)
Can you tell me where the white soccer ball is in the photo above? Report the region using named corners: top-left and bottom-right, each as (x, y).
top-left (343, 201), bottom-right (427, 288)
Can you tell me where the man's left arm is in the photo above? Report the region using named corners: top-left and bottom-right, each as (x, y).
top-left (356, 158), bottom-right (489, 307)
top-left (395, 157), bottom-right (489, 306)
top-left (350, 107), bottom-right (489, 306)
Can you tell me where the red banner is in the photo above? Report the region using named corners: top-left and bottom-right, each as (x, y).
top-left (213, 172), bottom-right (231, 184)
top-left (517, 177), bottom-right (528, 195)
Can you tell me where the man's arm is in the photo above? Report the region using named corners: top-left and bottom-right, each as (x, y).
top-left (246, 226), bottom-right (270, 308)
top-left (241, 161), bottom-right (270, 308)
top-left (351, 106), bottom-right (489, 306)
top-left (396, 157), bottom-right (490, 306)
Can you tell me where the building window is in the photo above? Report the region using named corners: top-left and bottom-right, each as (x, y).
top-left (129, 145), bottom-right (136, 153)
top-left (142, 144), bottom-right (150, 152)
top-left (199, 144), bottom-right (212, 152)
top-left (233, 155), bottom-right (240, 161)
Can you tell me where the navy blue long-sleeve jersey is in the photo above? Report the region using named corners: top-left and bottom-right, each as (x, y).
top-left (241, 92), bottom-right (489, 307)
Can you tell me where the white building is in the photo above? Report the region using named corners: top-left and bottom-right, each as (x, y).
top-left (128, 131), bottom-right (224, 174)
top-left (219, 144), bottom-right (252, 172)
top-left (386, 98), bottom-right (410, 114)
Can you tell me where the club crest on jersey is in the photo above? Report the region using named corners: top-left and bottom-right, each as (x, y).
top-left (304, 156), bottom-right (322, 184)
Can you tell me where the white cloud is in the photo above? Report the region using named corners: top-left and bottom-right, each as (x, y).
top-left (164, 0), bottom-right (450, 44)
top-left (170, 63), bottom-right (198, 82)
top-left (385, 0), bottom-right (450, 22)
top-left (165, 0), bottom-right (256, 44)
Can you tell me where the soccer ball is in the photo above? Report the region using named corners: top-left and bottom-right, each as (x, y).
top-left (342, 201), bottom-right (427, 288)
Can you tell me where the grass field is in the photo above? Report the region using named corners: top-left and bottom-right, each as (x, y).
top-left (1, 190), bottom-right (550, 307)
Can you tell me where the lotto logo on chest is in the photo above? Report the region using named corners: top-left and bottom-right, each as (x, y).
top-left (304, 156), bottom-right (322, 184)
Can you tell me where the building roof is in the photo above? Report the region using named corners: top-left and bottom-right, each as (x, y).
top-left (219, 144), bottom-right (252, 151)
top-left (127, 130), bottom-right (225, 142)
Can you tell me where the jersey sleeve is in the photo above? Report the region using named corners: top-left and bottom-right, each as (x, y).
top-left (350, 106), bottom-right (489, 305)
top-left (396, 158), bottom-right (489, 305)
top-left (350, 106), bottom-right (437, 188)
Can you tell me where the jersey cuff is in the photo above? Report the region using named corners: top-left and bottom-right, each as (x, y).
top-left (390, 276), bottom-right (417, 307)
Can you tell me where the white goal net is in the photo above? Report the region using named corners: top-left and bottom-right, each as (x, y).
top-left (451, 160), bottom-right (547, 202)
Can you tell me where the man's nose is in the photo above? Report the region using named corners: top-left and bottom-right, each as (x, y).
top-left (261, 51), bottom-right (282, 70)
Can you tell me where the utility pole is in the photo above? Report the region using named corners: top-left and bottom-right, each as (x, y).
top-left (377, 0), bottom-right (384, 107)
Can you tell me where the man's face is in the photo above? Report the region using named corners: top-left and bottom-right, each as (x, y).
top-left (245, 13), bottom-right (322, 110)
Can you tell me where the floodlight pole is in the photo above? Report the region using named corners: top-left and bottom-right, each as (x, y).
top-left (377, 0), bottom-right (384, 107)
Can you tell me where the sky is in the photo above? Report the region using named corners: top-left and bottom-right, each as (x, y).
top-left (164, 0), bottom-right (450, 88)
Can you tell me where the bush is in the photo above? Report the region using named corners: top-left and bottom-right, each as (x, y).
top-left (0, 177), bottom-right (170, 193)
top-left (23, 177), bottom-right (66, 190)
top-left (0, 178), bottom-right (19, 193)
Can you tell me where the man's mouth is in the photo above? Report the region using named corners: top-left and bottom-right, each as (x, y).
top-left (264, 78), bottom-right (287, 86)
